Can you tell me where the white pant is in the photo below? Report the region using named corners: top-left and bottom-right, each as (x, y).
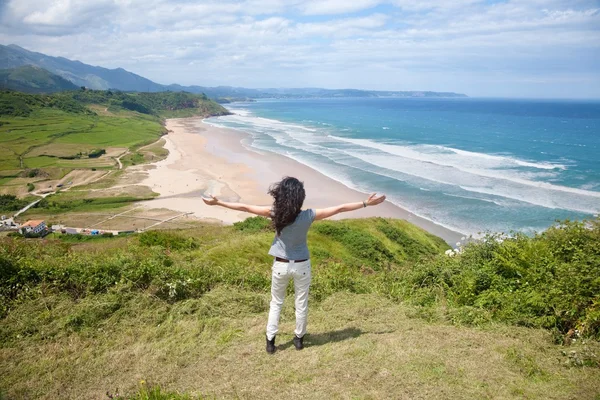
top-left (266, 259), bottom-right (312, 340)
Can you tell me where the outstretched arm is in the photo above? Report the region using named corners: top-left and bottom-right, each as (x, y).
top-left (315, 193), bottom-right (386, 221)
top-left (202, 195), bottom-right (271, 217)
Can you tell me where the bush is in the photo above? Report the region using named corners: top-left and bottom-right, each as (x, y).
top-left (26, 169), bottom-right (40, 178)
top-left (376, 219), bottom-right (437, 260)
top-left (0, 218), bottom-right (598, 339)
top-left (399, 219), bottom-right (600, 338)
top-left (313, 221), bottom-right (394, 265)
top-left (88, 149), bottom-right (106, 158)
top-left (138, 230), bottom-right (199, 250)
top-left (233, 216), bottom-right (273, 233)
top-left (0, 194), bottom-right (29, 211)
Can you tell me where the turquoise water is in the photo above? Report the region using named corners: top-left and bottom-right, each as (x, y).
top-left (205, 98), bottom-right (600, 236)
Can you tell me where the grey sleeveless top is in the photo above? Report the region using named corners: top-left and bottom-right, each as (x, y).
top-left (268, 209), bottom-right (316, 260)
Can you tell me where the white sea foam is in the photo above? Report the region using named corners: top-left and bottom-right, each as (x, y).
top-left (442, 192), bottom-right (496, 205)
top-left (330, 136), bottom-right (568, 171)
top-left (344, 150), bottom-right (599, 214)
top-left (226, 108), bottom-right (252, 117)
top-left (223, 113), bottom-right (319, 133)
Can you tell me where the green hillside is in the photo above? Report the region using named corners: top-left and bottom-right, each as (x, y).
top-left (0, 217), bottom-right (598, 399)
top-left (0, 65), bottom-right (79, 93)
top-left (0, 89), bottom-right (229, 202)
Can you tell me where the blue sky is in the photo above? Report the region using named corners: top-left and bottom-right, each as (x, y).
top-left (1, 0), bottom-right (599, 98)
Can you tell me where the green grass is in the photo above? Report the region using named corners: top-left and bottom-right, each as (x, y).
top-left (121, 138), bottom-right (169, 168)
top-left (0, 218), bottom-right (598, 399)
top-left (0, 109), bottom-right (165, 172)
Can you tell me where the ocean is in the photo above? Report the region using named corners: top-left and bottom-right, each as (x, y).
top-left (204, 97), bottom-right (600, 237)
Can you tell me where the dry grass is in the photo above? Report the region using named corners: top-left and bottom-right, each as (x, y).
top-left (19, 206), bottom-right (208, 231)
top-left (0, 181), bottom-right (30, 197)
top-left (19, 210), bottom-right (127, 228)
top-left (44, 169), bottom-right (110, 189)
top-left (0, 168), bottom-right (107, 197)
top-left (2, 290), bottom-right (598, 400)
top-left (27, 143), bottom-right (97, 158)
top-left (72, 184), bottom-right (156, 199)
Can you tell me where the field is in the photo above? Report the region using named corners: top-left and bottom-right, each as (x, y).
top-left (0, 89), bottom-right (229, 221)
top-left (1, 218), bottom-right (599, 399)
top-left (0, 108), bottom-right (164, 172)
top-left (1, 99), bottom-right (183, 226)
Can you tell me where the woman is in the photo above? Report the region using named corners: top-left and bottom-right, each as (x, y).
top-left (203, 176), bottom-right (386, 354)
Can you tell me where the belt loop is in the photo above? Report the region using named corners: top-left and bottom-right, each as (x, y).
top-left (290, 259), bottom-right (295, 265)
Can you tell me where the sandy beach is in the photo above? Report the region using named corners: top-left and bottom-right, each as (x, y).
top-left (139, 118), bottom-right (462, 244)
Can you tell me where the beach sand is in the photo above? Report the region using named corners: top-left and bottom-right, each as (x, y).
top-left (139, 118), bottom-right (462, 244)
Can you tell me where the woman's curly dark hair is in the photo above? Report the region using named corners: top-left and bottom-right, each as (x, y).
top-left (268, 176), bottom-right (306, 235)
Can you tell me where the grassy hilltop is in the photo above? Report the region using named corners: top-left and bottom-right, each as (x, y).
top-left (1, 217), bottom-right (599, 399)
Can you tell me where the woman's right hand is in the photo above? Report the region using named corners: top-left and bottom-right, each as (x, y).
top-left (366, 193), bottom-right (386, 207)
top-left (202, 194), bottom-right (219, 206)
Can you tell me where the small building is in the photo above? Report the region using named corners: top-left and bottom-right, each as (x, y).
top-left (19, 220), bottom-right (46, 235)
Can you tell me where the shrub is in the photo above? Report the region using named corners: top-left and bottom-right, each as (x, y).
top-left (376, 218), bottom-right (437, 260)
top-left (26, 169), bottom-right (40, 178)
top-left (233, 216), bottom-right (273, 233)
top-left (138, 230), bottom-right (199, 251)
top-left (0, 218), bottom-right (598, 339)
top-left (399, 219), bottom-right (600, 338)
top-left (0, 194), bottom-right (29, 211)
top-left (313, 221), bottom-right (393, 266)
top-left (88, 149), bottom-right (106, 158)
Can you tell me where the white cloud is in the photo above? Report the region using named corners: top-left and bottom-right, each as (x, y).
top-left (2, 0), bottom-right (118, 34)
top-left (0, 0), bottom-right (598, 97)
top-left (295, 14), bottom-right (388, 37)
top-left (391, 0), bottom-right (482, 11)
top-left (300, 0), bottom-right (382, 15)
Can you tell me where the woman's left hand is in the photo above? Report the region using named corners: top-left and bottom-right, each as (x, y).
top-left (365, 193), bottom-right (386, 207)
top-left (202, 194), bottom-right (219, 206)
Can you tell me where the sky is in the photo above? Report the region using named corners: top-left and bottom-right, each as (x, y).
top-left (1, 0), bottom-right (599, 98)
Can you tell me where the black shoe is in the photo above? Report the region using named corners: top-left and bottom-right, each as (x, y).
top-left (266, 335), bottom-right (276, 354)
top-left (293, 335), bottom-right (304, 350)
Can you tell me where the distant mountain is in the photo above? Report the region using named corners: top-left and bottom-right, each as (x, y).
top-left (0, 44), bottom-right (468, 98)
top-left (174, 86), bottom-right (468, 99)
top-left (0, 65), bottom-right (79, 93)
top-left (0, 44), bottom-right (165, 92)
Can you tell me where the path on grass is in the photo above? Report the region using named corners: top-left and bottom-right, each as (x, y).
top-left (114, 137), bottom-right (165, 170)
top-left (115, 150), bottom-right (129, 170)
